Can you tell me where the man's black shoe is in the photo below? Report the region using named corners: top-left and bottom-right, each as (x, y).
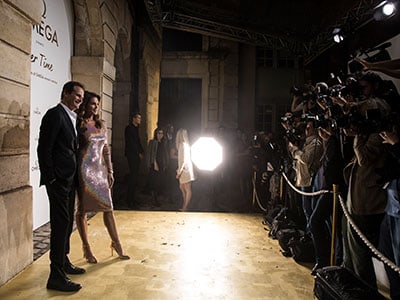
top-left (46, 278), bottom-right (82, 292)
top-left (64, 263), bottom-right (86, 275)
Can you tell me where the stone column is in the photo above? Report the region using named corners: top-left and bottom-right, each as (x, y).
top-left (0, 0), bottom-right (42, 286)
top-left (71, 56), bottom-right (116, 139)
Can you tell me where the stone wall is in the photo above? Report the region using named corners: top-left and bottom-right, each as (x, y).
top-left (0, 0), bottom-right (42, 286)
top-left (0, 0), bottom-right (139, 285)
top-left (161, 36), bottom-right (239, 131)
top-left (73, 0), bottom-right (136, 183)
top-left (139, 25), bottom-right (162, 145)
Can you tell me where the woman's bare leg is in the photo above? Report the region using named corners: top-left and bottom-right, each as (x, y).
top-left (181, 182), bottom-right (192, 211)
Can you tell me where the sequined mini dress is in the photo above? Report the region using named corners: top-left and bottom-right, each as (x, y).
top-left (77, 121), bottom-right (113, 212)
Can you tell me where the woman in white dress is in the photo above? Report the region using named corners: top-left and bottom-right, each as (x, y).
top-left (175, 128), bottom-right (195, 211)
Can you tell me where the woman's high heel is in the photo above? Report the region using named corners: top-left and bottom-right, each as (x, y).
top-left (110, 241), bottom-right (130, 260)
top-left (83, 244), bottom-right (98, 264)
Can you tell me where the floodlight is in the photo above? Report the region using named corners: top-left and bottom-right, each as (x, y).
top-left (374, 1), bottom-right (398, 20)
top-left (383, 2), bottom-right (396, 15)
top-left (191, 137), bottom-right (223, 171)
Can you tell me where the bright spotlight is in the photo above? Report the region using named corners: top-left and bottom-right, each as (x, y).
top-left (191, 137), bottom-right (223, 171)
top-left (332, 28), bottom-right (344, 43)
top-left (333, 34), bottom-right (344, 43)
top-left (383, 2), bottom-right (395, 15)
top-left (374, 1), bottom-right (398, 20)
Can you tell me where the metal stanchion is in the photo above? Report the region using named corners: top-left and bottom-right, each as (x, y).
top-left (252, 171), bottom-right (256, 206)
top-left (330, 184), bottom-right (338, 266)
top-left (279, 173), bottom-right (284, 203)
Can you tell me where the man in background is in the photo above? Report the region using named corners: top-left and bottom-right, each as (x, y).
top-left (125, 112), bottom-right (144, 208)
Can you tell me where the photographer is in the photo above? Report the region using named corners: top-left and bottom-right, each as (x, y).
top-left (309, 121), bottom-right (345, 275)
top-left (288, 121), bottom-right (323, 232)
top-left (290, 84), bottom-right (318, 114)
top-left (342, 100), bottom-right (390, 289)
top-left (358, 72), bottom-right (400, 111)
top-left (251, 132), bottom-right (269, 206)
top-left (378, 128), bottom-right (400, 300)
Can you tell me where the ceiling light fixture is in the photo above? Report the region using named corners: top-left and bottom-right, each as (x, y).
top-left (374, 1), bottom-right (398, 20)
top-left (383, 2), bottom-right (396, 15)
top-left (332, 28), bottom-right (344, 43)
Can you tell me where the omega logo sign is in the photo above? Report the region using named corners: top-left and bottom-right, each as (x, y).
top-left (32, 0), bottom-right (59, 47)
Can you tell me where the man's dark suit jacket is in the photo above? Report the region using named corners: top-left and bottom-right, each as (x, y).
top-left (37, 104), bottom-right (78, 186)
top-left (125, 123), bottom-right (144, 159)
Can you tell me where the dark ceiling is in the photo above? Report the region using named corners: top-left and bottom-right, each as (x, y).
top-left (163, 0), bottom-right (356, 42)
top-left (143, 0), bottom-right (399, 63)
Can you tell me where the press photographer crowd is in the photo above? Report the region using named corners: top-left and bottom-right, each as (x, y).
top-left (247, 57), bottom-right (400, 299)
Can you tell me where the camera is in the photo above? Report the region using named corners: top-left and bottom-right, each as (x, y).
top-left (301, 113), bottom-right (331, 129)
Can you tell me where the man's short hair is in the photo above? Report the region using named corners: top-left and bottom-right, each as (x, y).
top-left (60, 81), bottom-right (85, 99)
top-left (131, 112), bottom-right (141, 119)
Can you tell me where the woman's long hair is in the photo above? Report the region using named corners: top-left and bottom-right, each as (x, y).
top-left (153, 127), bottom-right (163, 140)
top-left (77, 91), bottom-right (103, 132)
top-left (175, 128), bottom-right (189, 149)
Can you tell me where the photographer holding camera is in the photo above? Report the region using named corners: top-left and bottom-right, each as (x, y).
top-left (288, 120), bottom-right (323, 232)
top-left (309, 121), bottom-right (345, 275)
top-left (290, 84), bottom-right (318, 115)
top-left (342, 99), bottom-right (390, 289)
top-left (378, 128), bottom-right (400, 300)
top-left (357, 71), bottom-right (400, 112)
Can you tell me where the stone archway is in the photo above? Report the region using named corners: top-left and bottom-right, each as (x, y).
top-left (112, 28), bottom-right (133, 182)
top-left (73, 0), bottom-right (104, 57)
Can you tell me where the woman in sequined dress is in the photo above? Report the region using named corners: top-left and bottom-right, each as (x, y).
top-left (75, 91), bottom-right (129, 263)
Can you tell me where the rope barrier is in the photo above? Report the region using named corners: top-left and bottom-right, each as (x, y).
top-left (252, 171), bottom-right (267, 212)
top-left (279, 170), bottom-right (400, 275)
top-left (338, 194), bottom-right (400, 275)
top-left (281, 172), bottom-right (331, 196)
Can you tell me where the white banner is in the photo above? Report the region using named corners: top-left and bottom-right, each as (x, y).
top-left (30, 0), bottom-right (74, 229)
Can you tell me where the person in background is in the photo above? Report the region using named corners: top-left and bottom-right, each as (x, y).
top-left (309, 122), bottom-right (345, 275)
top-left (379, 128), bottom-right (400, 300)
top-left (175, 128), bottom-right (195, 211)
top-left (342, 101), bottom-right (389, 288)
top-left (164, 124), bottom-right (180, 205)
top-left (357, 71), bottom-right (400, 112)
top-left (37, 81), bottom-right (85, 292)
top-left (146, 127), bottom-right (169, 206)
top-left (75, 92), bottom-right (130, 264)
top-left (125, 112), bottom-right (144, 208)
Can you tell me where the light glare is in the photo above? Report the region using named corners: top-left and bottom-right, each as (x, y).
top-left (191, 137), bottom-right (223, 171)
top-left (333, 34), bottom-right (343, 43)
top-left (383, 3), bottom-right (395, 15)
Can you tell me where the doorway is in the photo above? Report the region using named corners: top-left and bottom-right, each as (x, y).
top-left (159, 78), bottom-right (202, 139)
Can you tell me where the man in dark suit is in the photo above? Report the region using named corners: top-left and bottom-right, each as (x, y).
top-left (38, 81), bottom-right (86, 292)
top-left (125, 112), bottom-right (144, 208)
